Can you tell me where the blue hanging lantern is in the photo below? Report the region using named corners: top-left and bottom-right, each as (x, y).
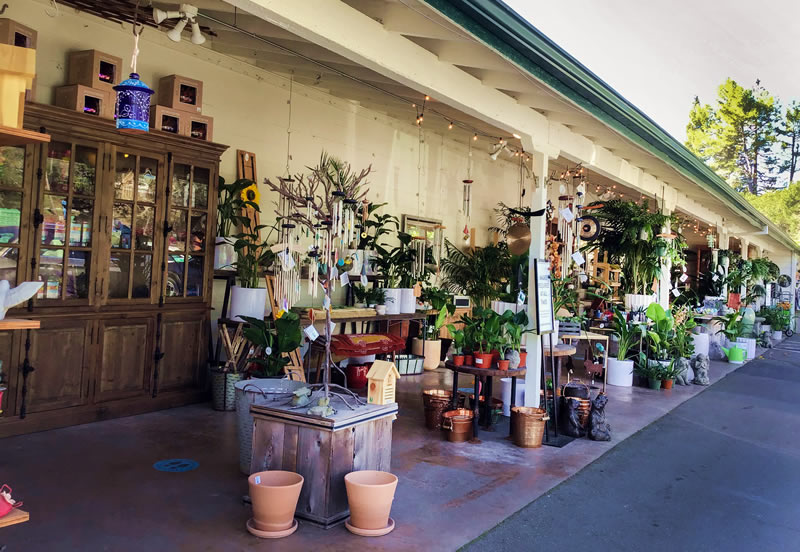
top-left (114, 72), bottom-right (154, 133)
top-left (114, 14), bottom-right (152, 133)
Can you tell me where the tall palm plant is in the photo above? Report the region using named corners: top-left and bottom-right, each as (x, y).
top-left (440, 240), bottom-right (511, 308)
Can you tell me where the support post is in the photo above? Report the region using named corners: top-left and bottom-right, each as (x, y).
top-left (524, 151), bottom-right (548, 408)
top-left (657, 210), bottom-right (672, 308)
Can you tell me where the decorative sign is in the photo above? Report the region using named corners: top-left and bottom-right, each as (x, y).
top-left (153, 459), bottom-right (199, 473)
top-left (571, 252), bottom-right (585, 266)
top-left (532, 259), bottom-right (554, 334)
top-left (340, 272), bottom-right (350, 286)
top-left (304, 325), bottom-right (320, 341)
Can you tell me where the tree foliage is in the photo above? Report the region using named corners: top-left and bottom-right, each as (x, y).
top-left (686, 79), bottom-right (781, 194)
top-left (742, 182), bottom-right (800, 243)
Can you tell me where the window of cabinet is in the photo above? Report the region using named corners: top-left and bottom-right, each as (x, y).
top-left (36, 140), bottom-right (100, 301)
top-left (0, 146), bottom-right (27, 287)
top-left (165, 162), bottom-right (211, 299)
top-left (109, 152), bottom-right (160, 300)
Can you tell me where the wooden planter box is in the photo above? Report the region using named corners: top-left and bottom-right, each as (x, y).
top-left (150, 105), bottom-right (185, 135)
top-left (67, 50), bottom-right (122, 91)
top-left (186, 113), bottom-right (213, 141)
top-left (157, 74), bottom-right (203, 114)
top-left (55, 85), bottom-right (114, 120)
top-left (250, 399), bottom-right (396, 528)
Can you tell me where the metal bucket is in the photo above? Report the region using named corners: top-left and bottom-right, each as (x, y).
top-left (442, 408), bottom-right (474, 442)
top-left (422, 390), bottom-right (452, 430)
top-left (511, 406), bottom-right (549, 448)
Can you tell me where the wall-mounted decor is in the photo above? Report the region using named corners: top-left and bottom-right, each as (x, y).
top-left (67, 49), bottom-right (123, 91)
top-left (55, 84), bottom-right (114, 119)
top-left (158, 74), bottom-right (203, 113)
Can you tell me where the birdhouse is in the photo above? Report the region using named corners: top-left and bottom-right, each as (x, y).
top-left (366, 360), bottom-right (400, 405)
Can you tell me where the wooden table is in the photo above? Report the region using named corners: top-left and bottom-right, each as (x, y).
top-left (560, 332), bottom-right (610, 391)
top-left (250, 399), bottom-right (397, 528)
top-left (444, 361), bottom-right (526, 438)
top-left (542, 343), bottom-right (576, 391)
top-left (0, 508), bottom-right (29, 528)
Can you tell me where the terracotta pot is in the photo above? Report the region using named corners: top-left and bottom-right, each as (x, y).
top-left (464, 355), bottom-right (474, 366)
top-left (518, 351), bottom-right (527, 368)
top-left (497, 359), bottom-right (510, 371)
top-left (473, 352), bottom-right (493, 368)
top-left (345, 470), bottom-right (398, 530)
top-left (248, 471), bottom-right (304, 532)
top-left (727, 292), bottom-right (741, 309)
top-left (662, 378), bottom-right (674, 390)
top-left (347, 364), bottom-right (368, 389)
top-left (452, 354), bottom-right (464, 366)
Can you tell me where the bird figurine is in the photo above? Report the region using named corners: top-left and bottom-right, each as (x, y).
top-left (0, 280), bottom-right (44, 320)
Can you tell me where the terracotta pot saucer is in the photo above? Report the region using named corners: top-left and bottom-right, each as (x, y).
top-left (246, 518), bottom-right (298, 539)
top-left (345, 517), bottom-right (395, 537)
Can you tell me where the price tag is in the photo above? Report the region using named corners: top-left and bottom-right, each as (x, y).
top-left (712, 274), bottom-right (719, 282)
top-left (254, 475), bottom-right (261, 484)
top-left (572, 252), bottom-right (585, 266)
top-left (672, 288), bottom-right (681, 297)
top-left (579, 273), bottom-right (588, 283)
top-left (679, 273), bottom-right (688, 283)
top-left (560, 207), bottom-right (574, 223)
top-left (264, 346), bottom-right (272, 355)
top-left (329, 320), bottom-right (336, 335)
top-left (360, 274), bottom-right (368, 286)
top-left (304, 325), bottom-right (320, 341)
top-left (340, 272), bottom-right (350, 286)
top-left (322, 296), bottom-right (331, 310)
top-left (517, 290), bottom-right (526, 306)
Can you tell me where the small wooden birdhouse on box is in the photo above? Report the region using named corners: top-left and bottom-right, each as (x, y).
top-left (366, 360), bottom-right (400, 405)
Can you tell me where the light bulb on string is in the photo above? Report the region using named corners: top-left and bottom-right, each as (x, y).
top-left (448, 122), bottom-right (453, 130)
top-left (473, 133), bottom-right (478, 141)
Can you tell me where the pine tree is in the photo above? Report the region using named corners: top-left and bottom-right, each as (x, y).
top-left (778, 101), bottom-right (800, 185)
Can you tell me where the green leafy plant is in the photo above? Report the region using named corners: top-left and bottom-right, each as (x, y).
top-left (610, 307), bottom-right (638, 361)
top-left (635, 352), bottom-right (666, 379)
top-left (713, 311), bottom-right (744, 341)
top-left (352, 284), bottom-right (370, 305)
top-left (447, 325), bottom-right (466, 355)
top-left (217, 177), bottom-right (260, 238)
top-left (357, 203), bottom-right (399, 251)
top-left (374, 231), bottom-right (432, 288)
top-left (232, 220), bottom-right (277, 288)
top-left (241, 312), bottom-right (303, 377)
top-left (643, 302), bottom-right (675, 361)
top-left (440, 240), bottom-right (512, 308)
top-left (670, 305), bottom-right (697, 359)
top-left (366, 287), bottom-right (386, 306)
top-left (660, 358), bottom-right (685, 381)
top-left (505, 310), bottom-right (531, 353)
top-left (552, 276), bottom-right (579, 320)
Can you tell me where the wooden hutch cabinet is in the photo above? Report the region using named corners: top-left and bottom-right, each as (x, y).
top-left (0, 104), bottom-right (227, 437)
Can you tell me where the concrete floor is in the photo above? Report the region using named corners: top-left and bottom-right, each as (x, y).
top-left (463, 335), bottom-right (800, 552)
top-left (0, 348), bottom-right (765, 551)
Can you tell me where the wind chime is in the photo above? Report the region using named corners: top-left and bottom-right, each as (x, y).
top-left (412, 238), bottom-right (427, 280)
top-left (114, 1), bottom-right (154, 133)
top-left (462, 138), bottom-right (473, 244)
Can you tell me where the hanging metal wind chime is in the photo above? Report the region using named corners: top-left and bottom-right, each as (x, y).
top-left (114, 3), bottom-right (154, 133)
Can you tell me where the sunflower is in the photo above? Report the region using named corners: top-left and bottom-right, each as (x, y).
top-left (240, 182), bottom-right (261, 205)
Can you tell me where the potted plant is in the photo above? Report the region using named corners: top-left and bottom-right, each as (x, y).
top-left (230, 202), bottom-right (276, 322)
top-left (215, 177), bottom-right (258, 271)
top-left (241, 312), bottom-right (303, 378)
top-left (635, 353), bottom-right (665, 390)
top-left (608, 307), bottom-right (637, 387)
top-left (447, 325), bottom-right (466, 366)
top-left (344, 470), bottom-right (398, 535)
top-left (374, 231), bottom-right (431, 314)
top-left (367, 287), bottom-right (388, 315)
top-left (724, 261), bottom-right (748, 309)
top-left (642, 302), bottom-right (675, 370)
top-left (504, 310), bottom-right (531, 369)
top-left (660, 359), bottom-right (684, 390)
top-left (352, 284), bottom-right (370, 308)
top-left (412, 290), bottom-right (454, 371)
top-left (248, 470), bottom-right (304, 538)
top-left (440, 240), bottom-right (512, 309)
top-left (357, 203), bottom-right (399, 275)
top-left (671, 305), bottom-right (696, 364)
top-left (713, 311), bottom-right (746, 362)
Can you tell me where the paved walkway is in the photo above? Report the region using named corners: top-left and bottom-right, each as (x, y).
top-left (462, 336), bottom-right (800, 552)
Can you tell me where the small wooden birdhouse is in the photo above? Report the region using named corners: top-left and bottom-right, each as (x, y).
top-left (366, 360), bottom-right (400, 405)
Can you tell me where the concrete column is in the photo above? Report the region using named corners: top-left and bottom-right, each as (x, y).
top-left (720, 232), bottom-right (730, 298)
top-left (524, 151), bottom-right (548, 408)
top-left (741, 239), bottom-right (750, 297)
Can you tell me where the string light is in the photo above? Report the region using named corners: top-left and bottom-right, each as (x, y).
top-left (448, 121), bottom-right (453, 130)
top-left (473, 133), bottom-right (478, 141)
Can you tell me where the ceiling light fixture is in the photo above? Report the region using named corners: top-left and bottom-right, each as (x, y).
top-left (155, 4), bottom-right (206, 45)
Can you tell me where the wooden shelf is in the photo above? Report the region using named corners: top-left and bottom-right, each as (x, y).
top-left (0, 125), bottom-right (50, 146)
top-left (0, 318), bottom-right (41, 330)
top-left (0, 508), bottom-right (29, 528)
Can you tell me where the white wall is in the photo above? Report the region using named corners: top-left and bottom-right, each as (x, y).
top-left (16, 0), bottom-right (526, 317)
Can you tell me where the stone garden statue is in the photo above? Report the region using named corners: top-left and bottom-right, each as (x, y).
top-left (674, 357), bottom-right (694, 386)
top-left (589, 393), bottom-right (611, 441)
top-left (691, 354), bottom-right (710, 385)
top-left (708, 341), bottom-right (726, 361)
top-left (562, 397), bottom-right (586, 438)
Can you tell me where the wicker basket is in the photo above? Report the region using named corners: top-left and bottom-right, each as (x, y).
top-left (511, 406), bottom-right (549, 448)
top-left (422, 389), bottom-right (452, 430)
top-left (396, 353), bottom-right (424, 375)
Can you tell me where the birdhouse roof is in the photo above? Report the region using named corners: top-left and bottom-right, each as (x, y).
top-left (366, 360), bottom-right (400, 381)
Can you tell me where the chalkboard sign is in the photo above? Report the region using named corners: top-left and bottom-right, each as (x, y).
top-left (532, 259), bottom-right (554, 334)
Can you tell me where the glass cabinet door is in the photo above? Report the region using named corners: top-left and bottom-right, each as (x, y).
top-left (0, 146), bottom-right (29, 287)
top-left (108, 152), bottom-right (161, 301)
top-left (36, 140), bottom-right (100, 302)
top-left (165, 162), bottom-right (212, 299)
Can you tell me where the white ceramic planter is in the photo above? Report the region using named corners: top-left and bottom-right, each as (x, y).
top-left (691, 333), bottom-right (710, 357)
top-left (607, 358), bottom-right (634, 387)
top-left (411, 338), bottom-right (442, 371)
top-left (375, 305), bottom-right (387, 315)
top-left (772, 330), bottom-right (783, 342)
top-left (399, 288), bottom-right (416, 314)
top-left (624, 293), bottom-right (656, 311)
top-left (735, 337), bottom-right (756, 362)
top-left (214, 237), bottom-right (236, 271)
top-left (384, 288), bottom-right (401, 315)
top-left (230, 286), bottom-right (267, 322)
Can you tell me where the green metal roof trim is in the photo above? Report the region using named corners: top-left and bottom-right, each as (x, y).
top-left (422, 0), bottom-right (799, 251)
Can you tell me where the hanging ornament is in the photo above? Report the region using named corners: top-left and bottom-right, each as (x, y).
top-left (114, 10), bottom-right (154, 133)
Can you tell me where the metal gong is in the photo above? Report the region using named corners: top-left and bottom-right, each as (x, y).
top-left (579, 215), bottom-right (600, 242)
top-left (507, 222), bottom-right (532, 255)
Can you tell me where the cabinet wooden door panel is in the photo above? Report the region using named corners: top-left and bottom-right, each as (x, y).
top-left (23, 319), bottom-right (91, 413)
top-left (0, 331), bottom-right (15, 416)
top-left (158, 313), bottom-right (205, 391)
top-left (95, 317), bottom-right (154, 402)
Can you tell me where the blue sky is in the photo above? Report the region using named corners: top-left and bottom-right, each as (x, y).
top-left (505, 0), bottom-right (800, 141)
